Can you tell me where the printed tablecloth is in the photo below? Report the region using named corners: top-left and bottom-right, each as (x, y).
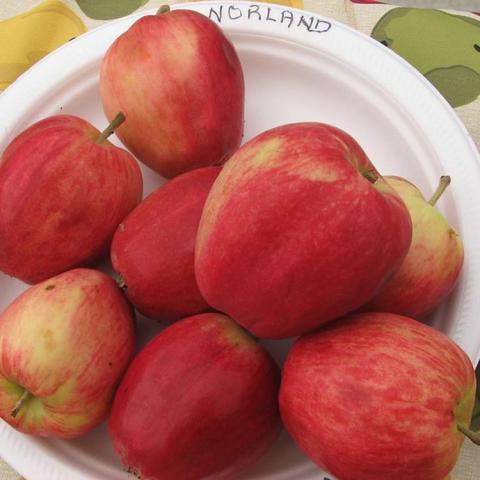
top-left (0, 1), bottom-right (479, 479)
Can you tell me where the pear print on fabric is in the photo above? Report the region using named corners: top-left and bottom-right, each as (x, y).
top-left (75, 0), bottom-right (149, 20)
top-left (0, 0), bottom-right (86, 90)
top-left (372, 8), bottom-right (480, 107)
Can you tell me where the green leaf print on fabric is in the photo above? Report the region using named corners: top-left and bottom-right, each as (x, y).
top-left (75, 0), bottom-right (149, 20)
top-left (371, 8), bottom-right (480, 107)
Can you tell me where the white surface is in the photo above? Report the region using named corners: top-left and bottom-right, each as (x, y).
top-left (0, 1), bottom-right (479, 479)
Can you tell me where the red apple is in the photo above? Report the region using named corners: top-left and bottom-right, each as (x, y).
top-left (100, 6), bottom-right (244, 178)
top-left (364, 175), bottom-right (464, 318)
top-left (111, 167), bottom-right (220, 322)
top-left (109, 313), bottom-right (281, 480)
top-left (0, 113), bottom-right (142, 284)
top-left (195, 123), bottom-right (412, 339)
top-left (0, 268), bottom-right (135, 438)
top-left (280, 312), bottom-right (476, 480)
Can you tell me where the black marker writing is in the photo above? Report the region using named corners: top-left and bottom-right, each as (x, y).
top-left (266, 7), bottom-right (276, 22)
top-left (209, 5), bottom-right (222, 23)
top-left (248, 4), bottom-right (261, 20)
top-left (297, 15), bottom-right (331, 33)
top-left (280, 10), bottom-right (294, 28)
top-left (298, 15), bottom-right (313, 31)
top-left (228, 5), bottom-right (242, 20)
top-left (208, 4), bottom-right (331, 34)
top-left (314, 18), bottom-right (331, 33)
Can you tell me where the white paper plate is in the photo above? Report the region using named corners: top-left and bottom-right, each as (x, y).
top-left (1, 2), bottom-right (480, 479)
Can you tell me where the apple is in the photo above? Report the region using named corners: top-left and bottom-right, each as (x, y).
top-left (0, 268), bottom-right (135, 438)
top-left (111, 166), bottom-right (220, 322)
top-left (195, 123), bottom-right (412, 339)
top-left (280, 312), bottom-right (477, 480)
top-left (109, 313), bottom-right (281, 480)
top-left (100, 6), bottom-right (244, 178)
top-left (364, 175), bottom-right (464, 318)
top-left (0, 113), bottom-right (142, 284)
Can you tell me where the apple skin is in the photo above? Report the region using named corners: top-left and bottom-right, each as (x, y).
top-left (195, 123), bottom-right (412, 339)
top-left (364, 176), bottom-right (464, 318)
top-left (111, 167), bottom-right (220, 322)
top-left (100, 8), bottom-right (244, 178)
top-left (279, 312), bottom-right (476, 480)
top-left (109, 313), bottom-right (281, 480)
top-left (0, 268), bottom-right (135, 438)
top-left (0, 115), bottom-right (142, 284)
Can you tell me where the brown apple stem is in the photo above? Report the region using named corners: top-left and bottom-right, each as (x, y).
top-left (157, 5), bottom-right (171, 15)
top-left (96, 112), bottom-right (125, 144)
top-left (362, 169), bottom-right (378, 184)
top-left (428, 176), bottom-right (451, 206)
top-left (457, 422), bottom-right (480, 446)
top-left (11, 390), bottom-right (32, 418)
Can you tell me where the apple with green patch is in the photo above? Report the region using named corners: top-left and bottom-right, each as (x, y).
top-left (109, 313), bottom-right (281, 480)
top-left (0, 268), bottom-right (135, 438)
top-left (365, 175), bottom-right (464, 318)
top-left (195, 123), bottom-right (412, 339)
top-left (280, 312), bottom-right (478, 480)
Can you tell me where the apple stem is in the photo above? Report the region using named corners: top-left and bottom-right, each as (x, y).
top-left (157, 5), bottom-right (170, 15)
top-left (11, 390), bottom-right (32, 418)
top-left (428, 176), bottom-right (451, 206)
top-left (116, 273), bottom-right (127, 290)
top-left (362, 169), bottom-right (378, 184)
top-left (457, 422), bottom-right (480, 446)
top-left (96, 112), bottom-right (125, 144)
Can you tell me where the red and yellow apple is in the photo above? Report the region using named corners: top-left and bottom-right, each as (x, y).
top-left (195, 123), bottom-right (412, 338)
top-left (0, 114), bottom-right (142, 284)
top-left (365, 175), bottom-right (464, 318)
top-left (0, 268), bottom-right (135, 438)
top-left (109, 313), bottom-right (281, 480)
top-left (100, 6), bottom-right (244, 178)
top-left (111, 167), bottom-right (220, 322)
top-left (280, 312), bottom-right (476, 480)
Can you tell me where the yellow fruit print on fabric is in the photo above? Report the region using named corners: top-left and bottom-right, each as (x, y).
top-left (0, 0), bottom-right (86, 90)
top-left (266, 0), bottom-right (303, 6)
top-left (372, 8), bottom-right (480, 107)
